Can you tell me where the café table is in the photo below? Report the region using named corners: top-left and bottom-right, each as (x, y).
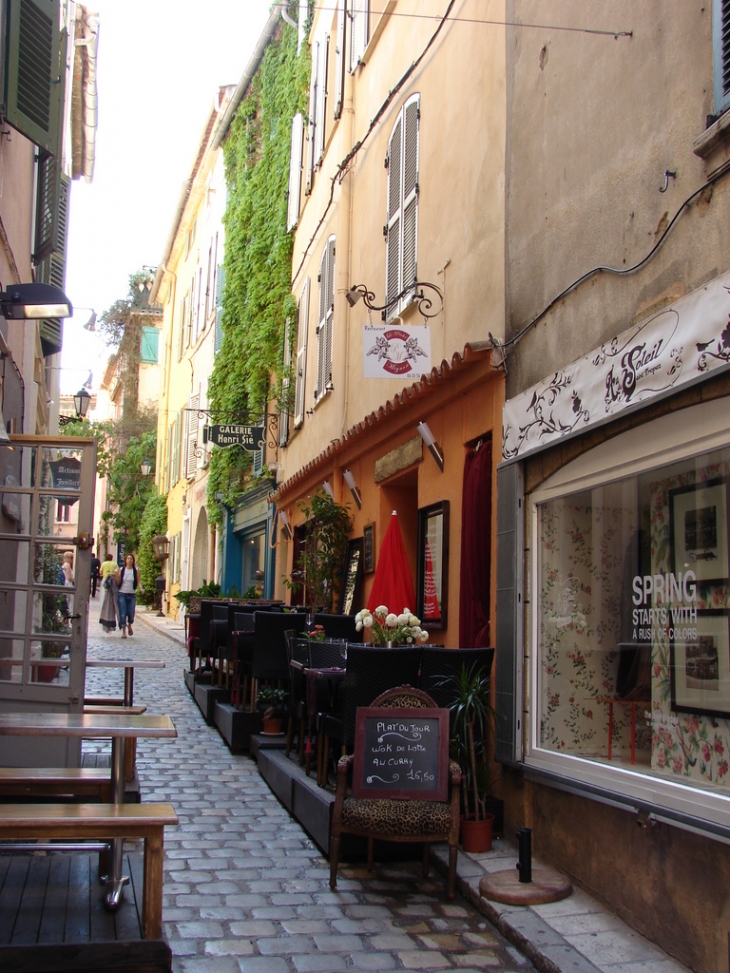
top-left (0, 711), bottom-right (177, 909)
top-left (86, 658), bottom-right (165, 707)
top-left (291, 656), bottom-right (346, 781)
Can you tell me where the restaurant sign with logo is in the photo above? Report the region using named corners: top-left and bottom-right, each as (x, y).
top-left (502, 270), bottom-right (730, 462)
top-left (363, 324), bottom-right (431, 379)
top-left (205, 425), bottom-right (264, 451)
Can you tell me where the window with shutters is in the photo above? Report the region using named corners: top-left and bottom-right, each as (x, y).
top-left (187, 280), bottom-right (194, 347)
top-left (35, 164), bottom-right (69, 357)
top-left (714, 0), bottom-right (730, 115)
top-left (186, 395), bottom-right (199, 478)
top-left (171, 416), bottom-right (181, 485)
top-left (294, 278), bottom-right (310, 428)
top-left (349, 0), bottom-right (369, 72)
top-left (178, 294), bottom-right (187, 360)
top-left (3, 0), bottom-right (63, 153)
top-left (306, 33), bottom-right (328, 192)
top-left (287, 113), bottom-right (304, 230)
top-left (252, 416), bottom-right (265, 477)
top-left (333, 0), bottom-right (346, 120)
top-left (280, 318), bottom-right (292, 446)
top-left (140, 326), bottom-right (159, 363)
top-left (315, 238), bottom-right (335, 403)
top-left (385, 94), bottom-right (419, 317)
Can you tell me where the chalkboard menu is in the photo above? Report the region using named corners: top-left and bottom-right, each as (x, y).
top-left (339, 538), bottom-right (363, 615)
top-left (352, 706), bottom-right (449, 801)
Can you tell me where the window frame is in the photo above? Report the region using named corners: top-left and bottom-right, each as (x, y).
top-left (349, 0), bottom-right (369, 72)
top-left (315, 237), bottom-right (335, 404)
top-left (294, 277), bottom-right (310, 428)
top-left (713, 0), bottom-right (730, 116)
top-left (385, 94), bottom-right (420, 318)
top-left (525, 397), bottom-right (730, 834)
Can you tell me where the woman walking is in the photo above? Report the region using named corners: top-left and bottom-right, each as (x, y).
top-left (115, 553), bottom-right (144, 638)
top-left (99, 554), bottom-right (119, 633)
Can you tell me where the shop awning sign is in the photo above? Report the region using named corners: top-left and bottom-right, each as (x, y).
top-left (503, 270), bottom-right (730, 462)
top-left (49, 457), bottom-right (81, 505)
top-left (206, 425), bottom-right (264, 451)
top-left (363, 324), bottom-right (431, 379)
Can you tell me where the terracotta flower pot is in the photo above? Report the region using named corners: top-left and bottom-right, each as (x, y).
top-left (460, 812), bottom-right (494, 853)
top-left (261, 717), bottom-right (283, 735)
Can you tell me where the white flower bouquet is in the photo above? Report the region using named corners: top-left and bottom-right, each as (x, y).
top-left (355, 605), bottom-right (429, 646)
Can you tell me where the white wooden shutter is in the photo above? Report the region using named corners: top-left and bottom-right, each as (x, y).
top-left (186, 394), bottom-right (199, 478)
top-left (333, 0), bottom-right (347, 120)
top-left (402, 96), bottom-right (420, 293)
top-left (385, 116), bottom-right (402, 307)
top-left (350, 0), bottom-right (369, 72)
top-left (314, 35), bottom-right (329, 165)
top-left (252, 416), bottom-right (265, 476)
top-left (280, 318), bottom-right (292, 446)
top-left (305, 39), bottom-right (319, 194)
top-left (287, 113), bottom-right (304, 230)
top-left (714, 0), bottom-right (730, 113)
top-left (316, 237), bottom-right (335, 400)
top-left (294, 278), bottom-right (310, 427)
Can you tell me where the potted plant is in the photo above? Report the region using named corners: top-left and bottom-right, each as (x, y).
top-left (256, 686), bottom-right (288, 735)
top-left (283, 490), bottom-right (352, 613)
top-left (355, 606), bottom-right (429, 646)
top-left (438, 662), bottom-right (498, 852)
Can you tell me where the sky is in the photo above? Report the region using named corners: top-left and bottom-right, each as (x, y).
top-left (60, 0), bottom-right (274, 394)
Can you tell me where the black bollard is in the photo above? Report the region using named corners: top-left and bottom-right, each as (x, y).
top-left (515, 827), bottom-right (532, 883)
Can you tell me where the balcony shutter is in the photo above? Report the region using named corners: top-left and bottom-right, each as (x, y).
top-left (385, 117), bottom-right (402, 308)
top-left (5, 0), bottom-right (62, 153)
top-left (314, 35), bottom-right (328, 166)
top-left (714, 0), bottom-right (730, 113)
top-left (402, 97), bottom-right (419, 292)
top-left (287, 113), bottom-right (304, 231)
top-left (294, 278), bottom-right (310, 428)
top-left (349, 0), bottom-right (369, 72)
top-left (186, 394), bottom-right (199, 478)
top-left (140, 326), bottom-right (159, 363)
top-left (305, 39), bottom-right (319, 194)
top-left (333, 0), bottom-right (346, 120)
top-left (252, 416), bottom-right (265, 477)
top-left (37, 170), bottom-right (69, 357)
top-left (33, 151), bottom-right (61, 261)
top-left (280, 317), bottom-right (292, 446)
top-left (316, 238), bottom-right (335, 400)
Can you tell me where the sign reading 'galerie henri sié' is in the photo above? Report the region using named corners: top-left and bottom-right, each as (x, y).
top-left (206, 425), bottom-right (264, 451)
top-left (502, 271), bottom-right (730, 460)
top-left (363, 325), bottom-right (431, 379)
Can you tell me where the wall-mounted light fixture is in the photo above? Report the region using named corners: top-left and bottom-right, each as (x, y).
top-left (279, 509), bottom-right (293, 540)
top-left (343, 469), bottom-right (362, 509)
top-left (417, 421), bottom-right (444, 472)
top-left (346, 280), bottom-right (443, 321)
top-left (0, 282), bottom-right (73, 320)
top-left (58, 388), bottom-right (92, 426)
top-left (322, 480), bottom-right (335, 499)
top-left (140, 460), bottom-right (152, 476)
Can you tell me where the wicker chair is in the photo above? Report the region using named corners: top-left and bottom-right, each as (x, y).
top-left (329, 685), bottom-right (461, 899)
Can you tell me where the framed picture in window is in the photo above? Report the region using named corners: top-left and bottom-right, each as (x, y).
top-left (363, 523), bottom-right (375, 574)
top-left (339, 539), bottom-right (363, 615)
top-left (671, 610), bottom-right (730, 718)
top-left (417, 501), bottom-right (449, 630)
top-left (670, 478), bottom-right (729, 583)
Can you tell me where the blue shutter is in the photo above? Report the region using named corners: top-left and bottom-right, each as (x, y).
top-left (140, 327), bottom-right (159, 363)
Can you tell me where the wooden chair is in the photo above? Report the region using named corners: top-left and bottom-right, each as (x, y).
top-left (329, 685), bottom-right (461, 899)
top-left (313, 612), bottom-right (363, 643)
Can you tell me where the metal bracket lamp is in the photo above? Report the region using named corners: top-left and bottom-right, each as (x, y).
top-left (417, 420), bottom-right (444, 472)
top-left (343, 469), bottom-right (362, 509)
top-left (0, 282), bottom-right (73, 320)
top-left (58, 388), bottom-right (92, 426)
top-left (346, 280), bottom-right (443, 321)
top-left (279, 509), bottom-right (293, 541)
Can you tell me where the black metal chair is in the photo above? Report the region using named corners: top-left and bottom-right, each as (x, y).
top-left (317, 645), bottom-right (423, 786)
top-left (236, 611), bottom-right (307, 711)
top-left (313, 613), bottom-right (363, 643)
top-left (419, 647), bottom-right (495, 730)
top-left (285, 630), bottom-right (310, 761)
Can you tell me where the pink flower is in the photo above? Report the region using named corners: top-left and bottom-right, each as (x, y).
top-left (714, 739), bottom-right (725, 757)
top-left (702, 743), bottom-right (711, 763)
top-left (672, 756), bottom-right (683, 774)
top-left (719, 761), bottom-right (729, 778)
top-left (653, 665), bottom-right (662, 678)
top-left (656, 749), bottom-right (667, 768)
top-left (585, 710), bottom-right (593, 719)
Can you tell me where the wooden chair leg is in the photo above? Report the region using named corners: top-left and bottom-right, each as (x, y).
top-left (320, 735), bottom-right (330, 788)
top-left (142, 831), bottom-right (164, 940)
top-left (329, 834), bottom-right (341, 889)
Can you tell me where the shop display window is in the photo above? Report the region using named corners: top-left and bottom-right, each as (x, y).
top-left (536, 444), bottom-right (730, 795)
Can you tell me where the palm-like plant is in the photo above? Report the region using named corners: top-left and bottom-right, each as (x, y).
top-left (438, 663), bottom-right (496, 820)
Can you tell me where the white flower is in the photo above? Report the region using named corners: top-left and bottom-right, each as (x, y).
top-left (419, 630), bottom-right (429, 642)
top-left (408, 614), bottom-right (420, 626)
top-left (385, 613), bottom-right (398, 628)
top-left (355, 621), bottom-right (363, 632)
top-left (374, 605), bottom-right (389, 617)
top-left (355, 610), bottom-right (364, 622)
top-left (362, 613), bottom-right (373, 628)
top-left (397, 613), bottom-right (410, 626)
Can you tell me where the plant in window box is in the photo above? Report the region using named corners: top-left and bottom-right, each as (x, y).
top-left (437, 662), bottom-right (499, 852)
top-left (256, 686), bottom-right (288, 735)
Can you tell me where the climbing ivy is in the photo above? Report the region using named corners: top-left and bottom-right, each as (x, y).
top-left (207, 13), bottom-right (310, 523)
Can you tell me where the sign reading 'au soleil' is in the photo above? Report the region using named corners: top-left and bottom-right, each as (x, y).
top-left (206, 425), bottom-right (264, 451)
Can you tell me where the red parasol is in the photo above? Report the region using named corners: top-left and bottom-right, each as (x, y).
top-left (366, 510), bottom-right (416, 613)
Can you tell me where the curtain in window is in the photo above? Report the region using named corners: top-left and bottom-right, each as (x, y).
top-left (459, 439), bottom-right (492, 648)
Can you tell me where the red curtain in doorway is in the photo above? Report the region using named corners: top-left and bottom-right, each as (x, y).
top-left (459, 439), bottom-right (492, 648)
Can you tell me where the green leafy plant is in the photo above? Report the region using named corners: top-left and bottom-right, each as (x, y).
top-left (256, 686), bottom-right (288, 719)
top-left (283, 490), bottom-right (352, 613)
top-left (175, 580), bottom-right (222, 609)
top-left (437, 664), bottom-right (497, 821)
top-left (137, 492), bottom-right (168, 604)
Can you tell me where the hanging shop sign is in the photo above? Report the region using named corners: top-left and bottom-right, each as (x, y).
top-left (503, 270), bottom-right (730, 462)
top-left (206, 425), bottom-right (264, 451)
top-left (48, 457), bottom-right (81, 505)
top-left (363, 324), bottom-right (431, 379)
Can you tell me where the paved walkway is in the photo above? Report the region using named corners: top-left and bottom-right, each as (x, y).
top-left (82, 595), bottom-right (692, 973)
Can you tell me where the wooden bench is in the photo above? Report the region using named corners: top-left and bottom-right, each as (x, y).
top-left (0, 767), bottom-right (112, 802)
top-left (0, 803), bottom-right (178, 939)
top-left (0, 940), bottom-right (172, 972)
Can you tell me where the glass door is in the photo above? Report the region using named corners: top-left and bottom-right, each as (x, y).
top-left (0, 435), bottom-right (96, 766)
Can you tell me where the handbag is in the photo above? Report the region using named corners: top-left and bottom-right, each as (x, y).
top-left (103, 576), bottom-right (112, 590)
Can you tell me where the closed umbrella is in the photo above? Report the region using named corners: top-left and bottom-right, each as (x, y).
top-left (366, 510), bottom-right (416, 613)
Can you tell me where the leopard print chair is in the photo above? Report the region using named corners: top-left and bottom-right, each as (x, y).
top-left (329, 685), bottom-right (461, 899)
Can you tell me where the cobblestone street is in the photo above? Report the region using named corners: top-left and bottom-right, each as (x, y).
top-left (83, 600), bottom-right (535, 973)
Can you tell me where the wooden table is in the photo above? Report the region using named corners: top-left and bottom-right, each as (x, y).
top-left (86, 659), bottom-right (165, 707)
top-left (0, 712), bottom-right (177, 909)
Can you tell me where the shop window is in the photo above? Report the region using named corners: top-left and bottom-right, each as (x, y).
top-left (417, 501), bottom-right (449, 630)
top-left (533, 437), bottom-right (730, 808)
top-left (242, 528), bottom-right (265, 599)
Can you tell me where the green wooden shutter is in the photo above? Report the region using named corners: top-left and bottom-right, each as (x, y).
top-left (5, 0), bottom-right (63, 153)
top-left (36, 170), bottom-right (69, 356)
top-left (140, 326), bottom-right (159, 363)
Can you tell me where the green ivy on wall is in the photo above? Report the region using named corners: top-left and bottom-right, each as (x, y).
top-left (207, 16), bottom-right (310, 523)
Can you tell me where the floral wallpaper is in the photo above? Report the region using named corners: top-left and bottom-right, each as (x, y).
top-left (537, 456), bottom-right (730, 792)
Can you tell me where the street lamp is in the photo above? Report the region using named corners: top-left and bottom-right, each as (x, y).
top-left (58, 388), bottom-right (92, 426)
top-left (140, 460), bottom-right (152, 476)
top-left (0, 282), bottom-right (73, 319)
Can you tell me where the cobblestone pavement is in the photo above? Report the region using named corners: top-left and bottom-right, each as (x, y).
top-left (83, 600), bottom-right (536, 973)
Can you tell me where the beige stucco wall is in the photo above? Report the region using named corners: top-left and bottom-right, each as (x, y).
top-left (505, 0), bottom-right (730, 397)
top-left (284, 0), bottom-right (507, 485)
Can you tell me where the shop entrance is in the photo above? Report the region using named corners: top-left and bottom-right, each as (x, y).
top-left (0, 435), bottom-right (96, 766)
